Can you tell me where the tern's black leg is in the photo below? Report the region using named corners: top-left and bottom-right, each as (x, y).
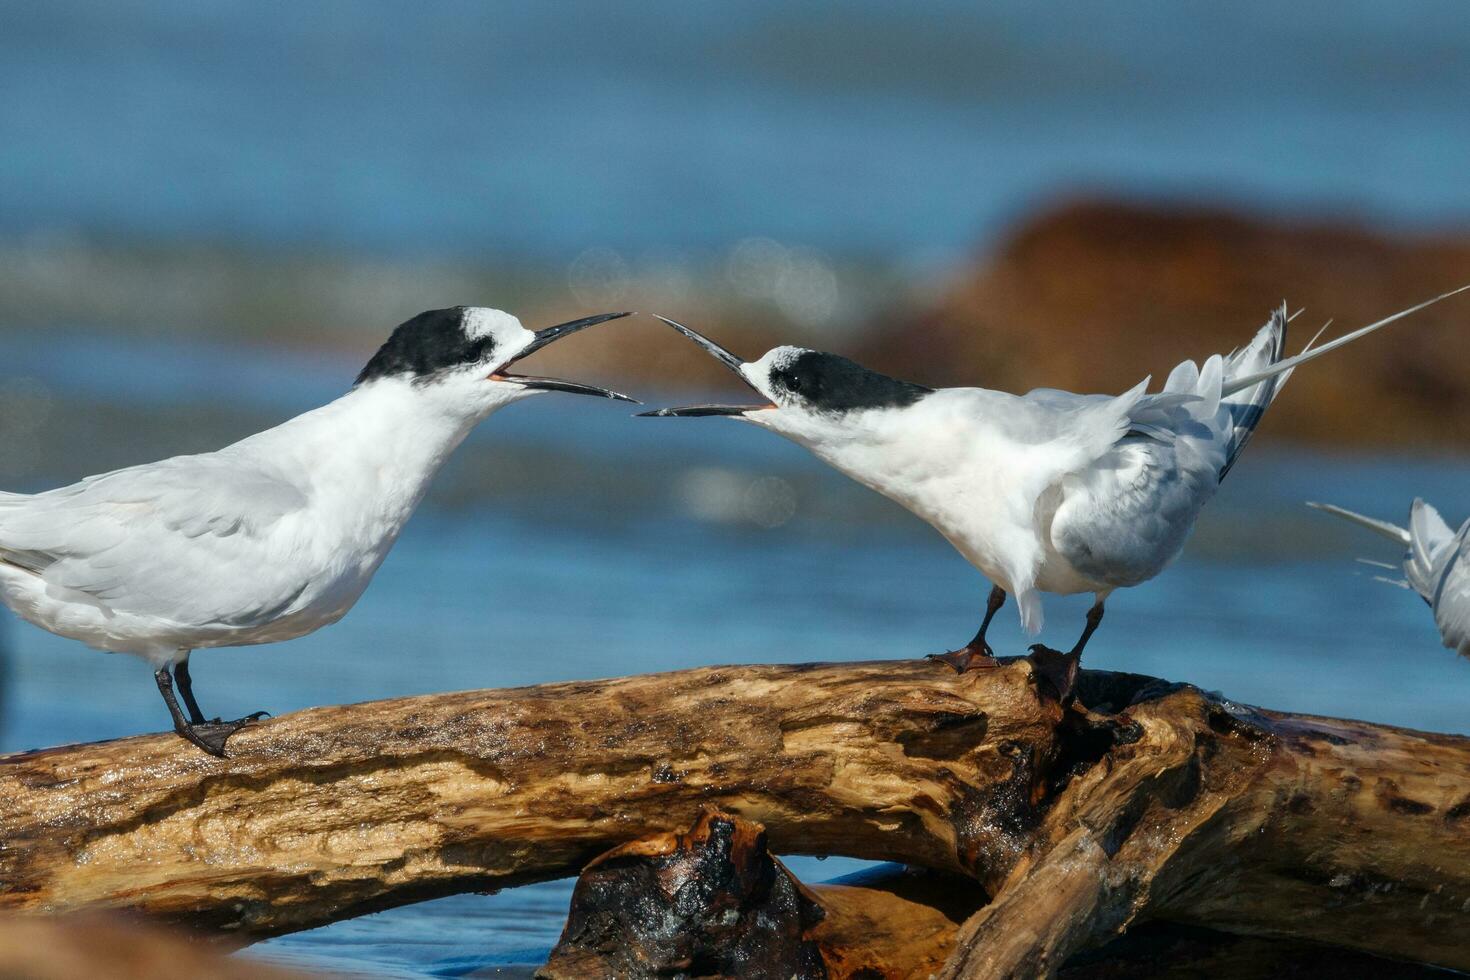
top-left (929, 586), bottom-right (1007, 673)
top-left (1071, 600), bottom-right (1106, 658)
top-left (1028, 599), bottom-right (1106, 701)
top-left (173, 656), bottom-right (207, 725)
top-left (154, 665), bottom-right (265, 758)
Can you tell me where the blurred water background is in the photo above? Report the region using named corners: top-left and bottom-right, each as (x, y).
top-left (3, 2), bottom-right (1470, 976)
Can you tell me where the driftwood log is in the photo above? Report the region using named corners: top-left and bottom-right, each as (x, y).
top-left (2, 657), bottom-right (1469, 977)
top-left (544, 809), bottom-right (1456, 979)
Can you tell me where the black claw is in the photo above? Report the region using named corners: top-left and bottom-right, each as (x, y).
top-left (934, 586), bottom-right (1009, 673)
top-left (156, 664), bottom-right (267, 758)
top-left (927, 650), bottom-right (969, 674)
top-left (175, 714), bottom-right (266, 758)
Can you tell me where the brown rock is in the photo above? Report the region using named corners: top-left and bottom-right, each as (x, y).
top-left (540, 811), bottom-right (984, 980)
top-left (540, 809), bottom-right (827, 979)
top-left (863, 198), bottom-right (1470, 449)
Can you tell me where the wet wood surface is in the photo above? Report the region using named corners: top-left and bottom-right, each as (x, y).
top-left (2, 657), bottom-right (1468, 977)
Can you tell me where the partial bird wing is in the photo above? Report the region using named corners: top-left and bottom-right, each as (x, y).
top-left (1047, 285), bottom-right (1470, 492)
top-left (1022, 311), bottom-right (1291, 613)
top-left (1016, 379), bottom-right (1163, 450)
top-left (1145, 306), bottom-right (1303, 483)
top-left (0, 452), bottom-right (312, 629)
top-left (1407, 498), bottom-right (1458, 599)
top-left (943, 381), bottom-right (1164, 631)
top-left (1339, 502), bottom-right (1470, 655)
top-left (1429, 520), bottom-right (1470, 657)
top-left (1018, 380), bottom-right (1210, 472)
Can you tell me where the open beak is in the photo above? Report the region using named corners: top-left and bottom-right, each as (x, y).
top-left (635, 315), bottom-right (775, 418)
top-left (493, 311), bottom-right (638, 401)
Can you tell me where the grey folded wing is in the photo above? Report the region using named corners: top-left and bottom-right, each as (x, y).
top-left (0, 453), bottom-right (313, 629)
top-left (1429, 522), bottom-right (1470, 657)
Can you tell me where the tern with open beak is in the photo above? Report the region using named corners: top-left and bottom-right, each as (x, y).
top-left (641, 286), bottom-right (1470, 693)
top-left (0, 307), bottom-right (634, 755)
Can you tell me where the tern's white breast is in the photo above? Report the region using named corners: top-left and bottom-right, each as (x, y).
top-left (0, 379), bottom-right (482, 663)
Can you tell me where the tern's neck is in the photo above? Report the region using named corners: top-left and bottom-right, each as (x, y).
top-left (250, 378), bottom-right (507, 519)
top-left (757, 407), bottom-right (930, 503)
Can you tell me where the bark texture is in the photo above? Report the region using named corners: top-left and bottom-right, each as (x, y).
top-left (2, 657), bottom-right (1468, 978)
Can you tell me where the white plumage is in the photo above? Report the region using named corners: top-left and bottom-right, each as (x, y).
top-left (644, 286), bottom-right (1469, 673)
top-left (736, 312), bottom-right (1287, 636)
top-left (1, 388), bottom-right (464, 662)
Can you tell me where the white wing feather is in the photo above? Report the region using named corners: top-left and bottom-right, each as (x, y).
top-left (1042, 310), bottom-right (1292, 602)
top-left (0, 453), bottom-right (311, 629)
top-left (1306, 501), bottom-right (1412, 545)
top-left (1430, 522), bottom-right (1470, 657)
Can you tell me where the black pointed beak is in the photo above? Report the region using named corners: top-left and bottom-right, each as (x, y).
top-left (496, 311), bottom-right (638, 402)
top-left (507, 375), bottom-right (638, 401)
top-left (637, 404), bottom-right (757, 417)
top-left (519, 311), bottom-right (633, 360)
top-left (637, 315), bottom-right (773, 418)
top-left (650, 315), bottom-right (746, 374)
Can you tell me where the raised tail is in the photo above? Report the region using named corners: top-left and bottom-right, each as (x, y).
top-left (1221, 283), bottom-right (1470, 397)
top-left (1216, 304), bottom-right (1290, 479)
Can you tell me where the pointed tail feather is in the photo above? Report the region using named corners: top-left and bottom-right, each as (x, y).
top-left (1306, 501), bottom-right (1412, 545)
top-left (1221, 283), bottom-right (1470, 397)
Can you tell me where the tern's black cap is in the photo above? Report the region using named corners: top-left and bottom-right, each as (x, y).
top-left (769, 350), bottom-right (932, 412)
top-left (356, 307), bottom-right (496, 385)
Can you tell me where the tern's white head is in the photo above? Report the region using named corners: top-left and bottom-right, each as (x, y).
top-left (354, 306), bottom-right (636, 418)
top-left (638, 316), bottom-right (933, 442)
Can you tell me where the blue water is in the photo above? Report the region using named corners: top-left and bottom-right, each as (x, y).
top-left (3, 1), bottom-right (1470, 262)
top-left (0, 329), bottom-right (1468, 976)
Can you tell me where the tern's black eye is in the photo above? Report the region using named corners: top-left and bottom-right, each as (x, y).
top-left (460, 337), bottom-right (494, 365)
top-left (771, 354), bottom-right (823, 402)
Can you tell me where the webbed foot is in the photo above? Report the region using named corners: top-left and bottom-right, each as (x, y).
top-left (1027, 644), bottom-right (1081, 702)
top-left (175, 712), bottom-right (268, 757)
top-left (927, 644), bottom-right (1002, 674)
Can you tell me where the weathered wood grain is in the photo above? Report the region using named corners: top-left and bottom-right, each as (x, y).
top-left (2, 657), bottom-right (1467, 978)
